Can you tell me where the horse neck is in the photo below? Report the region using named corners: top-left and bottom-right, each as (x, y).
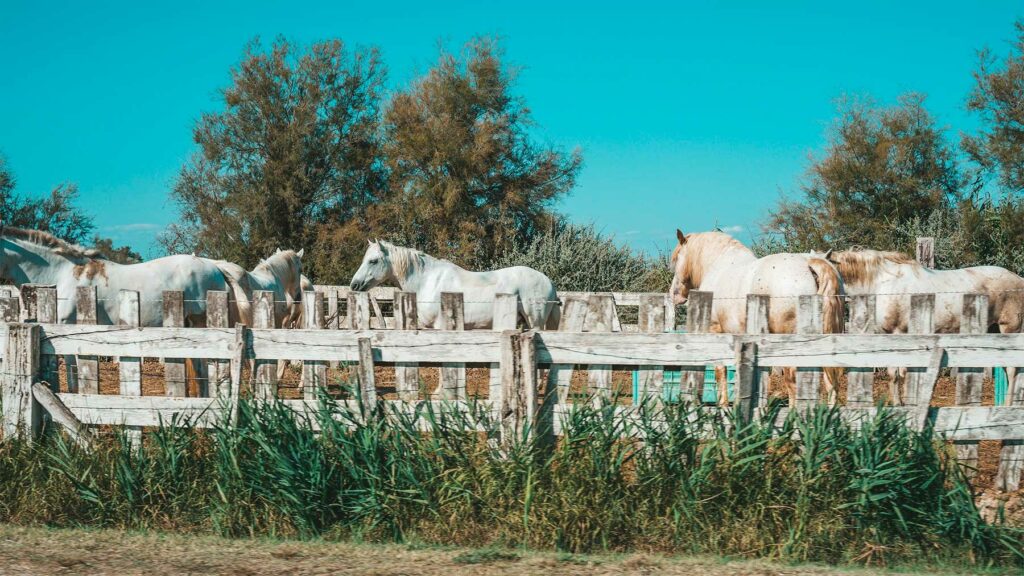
top-left (2, 240), bottom-right (79, 287)
top-left (250, 258), bottom-right (296, 295)
top-left (688, 240), bottom-right (756, 289)
top-left (392, 251), bottom-right (455, 294)
top-left (839, 257), bottom-right (915, 294)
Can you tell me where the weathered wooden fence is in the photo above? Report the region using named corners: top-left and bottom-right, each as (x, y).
top-left (1, 284), bottom-right (1024, 491)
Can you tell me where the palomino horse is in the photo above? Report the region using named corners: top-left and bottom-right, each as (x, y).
top-left (816, 248), bottom-right (1024, 404)
top-left (670, 230), bottom-right (845, 406)
top-left (349, 240), bottom-right (560, 329)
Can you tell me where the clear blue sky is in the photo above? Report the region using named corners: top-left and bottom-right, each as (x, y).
top-left (1, 1), bottom-right (1021, 258)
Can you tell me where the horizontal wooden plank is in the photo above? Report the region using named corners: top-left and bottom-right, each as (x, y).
top-left (749, 333), bottom-right (1024, 368)
top-left (41, 325), bottom-right (236, 358)
top-left (537, 332), bottom-right (734, 365)
top-left (57, 394), bottom-right (224, 427)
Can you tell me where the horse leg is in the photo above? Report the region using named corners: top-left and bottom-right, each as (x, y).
top-left (716, 365), bottom-right (729, 407)
top-left (784, 366), bottom-right (797, 407)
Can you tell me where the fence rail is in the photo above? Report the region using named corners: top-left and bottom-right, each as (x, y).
top-left (1, 284), bottom-right (1024, 491)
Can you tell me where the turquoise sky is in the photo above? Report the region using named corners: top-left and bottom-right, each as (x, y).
top-left (1, 1), bottom-right (1021, 258)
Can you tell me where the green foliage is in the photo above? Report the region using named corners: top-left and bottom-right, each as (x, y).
top-left (0, 155), bottom-right (138, 260)
top-left (162, 37), bottom-right (387, 278)
top-left (963, 20), bottom-right (1024, 193)
top-left (364, 37), bottom-right (582, 268)
top-left (4, 394), bottom-right (1021, 569)
top-left (761, 94), bottom-right (964, 254)
top-left (489, 221), bottom-right (670, 292)
top-left (0, 156), bottom-right (95, 245)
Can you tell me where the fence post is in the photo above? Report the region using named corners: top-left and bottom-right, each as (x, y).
top-left (162, 291), bottom-right (187, 397)
top-left (956, 294), bottom-right (987, 478)
top-left (795, 295), bottom-right (823, 409)
top-left (745, 294), bottom-right (770, 407)
top-left (0, 297), bottom-right (19, 323)
top-left (735, 340), bottom-right (759, 425)
top-left (301, 290), bottom-right (326, 402)
top-left (327, 289), bottom-right (340, 369)
top-left (229, 324), bottom-right (246, 423)
top-left (681, 291), bottom-right (712, 403)
top-left (997, 365), bottom-right (1024, 491)
top-left (546, 295), bottom-right (588, 404)
top-left (118, 290), bottom-right (142, 448)
top-left (490, 294), bottom-right (519, 415)
top-left (21, 286), bottom-right (58, 392)
top-left (393, 292), bottom-right (420, 402)
top-left (439, 292), bottom-right (466, 401)
top-left (70, 287), bottom-right (98, 395)
top-left (847, 295), bottom-right (876, 408)
top-left (253, 291), bottom-right (276, 400)
top-left (1, 323), bottom-right (41, 440)
top-left (206, 291), bottom-right (230, 398)
top-left (499, 329), bottom-right (524, 444)
top-left (903, 294), bottom-right (935, 405)
top-left (586, 294), bottom-right (615, 406)
top-left (637, 293), bottom-right (666, 404)
top-left (357, 337), bottom-right (377, 413)
top-left (916, 237), bottom-right (935, 268)
top-left (347, 292), bottom-right (370, 330)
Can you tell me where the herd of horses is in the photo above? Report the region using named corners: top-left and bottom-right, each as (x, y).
top-left (3, 225), bottom-right (1024, 406)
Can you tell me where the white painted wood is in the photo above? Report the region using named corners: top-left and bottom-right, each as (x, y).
top-left (32, 382), bottom-right (94, 448)
top-left (637, 293), bottom-right (666, 403)
top-left (393, 291), bottom-right (420, 402)
top-left (795, 295), bottom-right (822, 409)
top-left (489, 294), bottom-right (519, 413)
top-left (547, 295), bottom-right (588, 405)
top-left (846, 295), bottom-right (876, 408)
top-left (300, 291), bottom-right (326, 401)
top-left (252, 291), bottom-right (276, 400)
top-left (163, 291), bottom-right (187, 397)
top-left (903, 294), bottom-right (935, 405)
top-left (118, 290), bottom-right (142, 448)
top-left (682, 290), bottom-right (713, 403)
top-left (205, 291), bottom-right (230, 398)
top-left (956, 294), bottom-right (987, 477)
top-left (745, 294), bottom-right (769, 407)
top-left (438, 292), bottom-right (466, 401)
top-left (357, 337), bottom-right (377, 409)
top-left (586, 294), bottom-right (614, 405)
top-left (2, 324), bottom-right (41, 440)
top-left (75, 286), bottom-right (99, 395)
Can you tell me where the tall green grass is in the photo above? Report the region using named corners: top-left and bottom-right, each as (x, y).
top-left (0, 393), bottom-right (1020, 568)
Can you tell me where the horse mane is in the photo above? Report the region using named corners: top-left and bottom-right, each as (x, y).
top-left (1, 226), bottom-right (100, 259)
top-left (254, 250), bottom-right (300, 280)
top-left (674, 232), bottom-right (751, 288)
top-left (379, 241), bottom-right (433, 282)
top-left (829, 249), bottom-right (918, 286)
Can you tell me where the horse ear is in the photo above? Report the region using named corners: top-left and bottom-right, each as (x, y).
top-left (676, 229), bottom-right (686, 244)
top-left (823, 248), bottom-right (833, 260)
top-left (296, 248), bottom-right (304, 258)
top-left (276, 247), bottom-right (282, 254)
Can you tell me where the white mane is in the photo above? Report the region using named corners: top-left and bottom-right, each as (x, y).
top-left (1, 226), bottom-right (100, 260)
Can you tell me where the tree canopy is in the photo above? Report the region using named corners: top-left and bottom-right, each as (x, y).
top-left (165, 37), bottom-right (581, 282)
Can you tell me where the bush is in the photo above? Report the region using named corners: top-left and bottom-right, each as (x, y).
top-left (489, 222), bottom-right (671, 293)
top-left (2, 394), bottom-right (1021, 568)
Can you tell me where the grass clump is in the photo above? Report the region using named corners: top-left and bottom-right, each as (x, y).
top-left (0, 391), bottom-right (1019, 570)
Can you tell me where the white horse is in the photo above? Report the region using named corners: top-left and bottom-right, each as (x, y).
top-left (349, 240), bottom-right (560, 329)
top-left (816, 248), bottom-right (1024, 404)
top-left (670, 229), bottom-right (845, 406)
top-left (207, 249), bottom-right (305, 329)
top-left (1, 227), bottom-right (248, 326)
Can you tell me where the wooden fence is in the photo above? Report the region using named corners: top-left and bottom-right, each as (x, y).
top-left (1, 284), bottom-right (1024, 492)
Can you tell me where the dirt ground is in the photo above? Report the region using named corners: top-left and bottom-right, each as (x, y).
top-left (0, 524), bottom-right (1003, 576)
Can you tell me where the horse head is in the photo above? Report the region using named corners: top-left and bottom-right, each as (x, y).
top-left (350, 239), bottom-right (394, 292)
top-left (669, 229), bottom-right (692, 305)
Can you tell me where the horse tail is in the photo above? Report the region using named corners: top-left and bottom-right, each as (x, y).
top-left (544, 290), bottom-right (562, 331)
top-left (215, 262), bottom-right (253, 327)
top-left (808, 256), bottom-right (845, 403)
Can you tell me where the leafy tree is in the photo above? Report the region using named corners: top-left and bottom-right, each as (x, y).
top-left (1, 156), bottom-right (95, 244)
top-left (1, 156), bottom-right (139, 261)
top-left (760, 94), bottom-right (964, 253)
top-left (161, 37), bottom-right (386, 277)
top-left (963, 20), bottom-right (1024, 193)
top-left (1, 154), bottom-right (94, 241)
top-left (353, 38), bottom-right (582, 268)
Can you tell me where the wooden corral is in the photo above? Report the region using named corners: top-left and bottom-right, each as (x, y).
top-left (1, 282), bottom-right (1023, 493)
